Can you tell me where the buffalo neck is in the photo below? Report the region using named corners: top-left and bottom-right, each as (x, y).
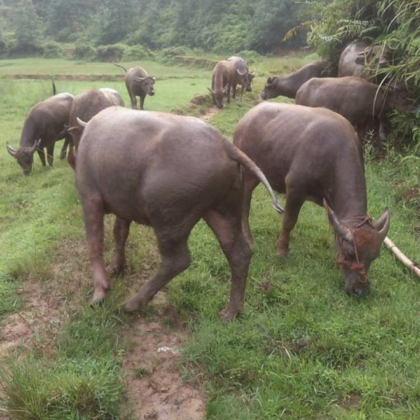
top-left (20, 117), bottom-right (38, 148)
top-left (328, 151), bottom-right (367, 223)
top-left (275, 77), bottom-right (298, 98)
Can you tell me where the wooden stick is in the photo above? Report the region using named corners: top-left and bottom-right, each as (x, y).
top-left (384, 236), bottom-right (420, 278)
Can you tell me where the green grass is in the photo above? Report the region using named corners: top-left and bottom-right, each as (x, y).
top-left (1, 57), bottom-right (420, 419)
top-left (166, 96), bottom-right (420, 419)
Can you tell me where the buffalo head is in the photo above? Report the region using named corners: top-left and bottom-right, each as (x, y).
top-left (356, 45), bottom-right (391, 69)
top-left (260, 77), bottom-right (278, 100)
top-left (6, 139), bottom-right (41, 175)
top-left (134, 76), bottom-right (156, 96)
top-left (208, 86), bottom-right (228, 109)
top-left (326, 204), bottom-right (390, 297)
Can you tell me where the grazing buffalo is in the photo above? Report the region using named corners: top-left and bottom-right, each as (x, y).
top-left (208, 60), bottom-right (235, 109)
top-left (227, 56), bottom-right (255, 100)
top-left (260, 61), bottom-right (328, 100)
top-left (338, 42), bottom-right (392, 80)
top-left (6, 93), bottom-right (74, 175)
top-left (233, 102), bottom-right (390, 296)
top-left (67, 88), bottom-right (125, 169)
top-left (114, 63), bottom-right (155, 110)
top-left (295, 76), bottom-right (415, 141)
top-left (76, 107), bottom-right (283, 319)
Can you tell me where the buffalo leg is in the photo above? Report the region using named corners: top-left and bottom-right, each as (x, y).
top-left (67, 140), bottom-right (76, 170)
top-left (129, 92), bottom-right (138, 110)
top-left (47, 143), bottom-right (55, 166)
top-left (111, 217), bottom-right (131, 275)
top-left (232, 82), bottom-right (237, 99)
top-left (140, 94), bottom-right (146, 111)
top-left (60, 136), bottom-right (70, 160)
top-left (378, 115), bottom-right (388, 142)
top-left (124, 233), bottom-right (192, 312)
top-left (241, 174), bottom-right (259, 246)
top-left (37, 149), bottom-right (46, 166)
top-left (82, 199), bottom-right (111, 304)
top-left (276, 188), bottom-right (304, 257)
top-left (205, 210), bottom-right (252, 320)
top-left (227, 84), bottom-right (231, 104)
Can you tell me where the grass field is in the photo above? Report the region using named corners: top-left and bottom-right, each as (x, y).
top-left (1, 56), bottom-right (419, 419)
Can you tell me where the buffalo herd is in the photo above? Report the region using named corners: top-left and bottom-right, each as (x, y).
top-left (6, 42), bottom-right (416, 317)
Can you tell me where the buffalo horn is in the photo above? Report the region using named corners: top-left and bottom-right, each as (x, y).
top-left (325, 202), bottom-right (353, 242)
top-left (134, 77), bottom-right (146, 82)
top-left (372, 208), bottom-right (390, 242)
top-left (6, 142), bottom-right (16, 157)
top-left (76, 117), bottom-right (88, 128)
top-left (30, 139), bottom-right (41, 154)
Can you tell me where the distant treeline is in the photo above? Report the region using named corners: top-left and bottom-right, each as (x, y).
top-left (0, 0), bottom-right (305, 56)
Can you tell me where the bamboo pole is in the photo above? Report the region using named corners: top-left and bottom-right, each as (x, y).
top-left (384, 236), bottom-right (420, 278)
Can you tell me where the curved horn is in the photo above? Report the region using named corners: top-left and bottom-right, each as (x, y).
top-left (372, 208), bottom-right (390, 242)
top-left (325, 202), bottom-right (353, 242)
top-left (207, 87), bottom-right (214, 94)
top-left (237, 69), bottom-right (246, 76)
top-left (223, 86), bottom-right (229, 93)
top-left (6, 142), bottom-right (16, 157)
top-left (134, 77), bottom-right (146, 82)
top-left (30, 139), bottom-right (41, 154)
top-left (250, 72), bottom-right (256, 77)
top-left (77, 117), bottom-right (88, 128)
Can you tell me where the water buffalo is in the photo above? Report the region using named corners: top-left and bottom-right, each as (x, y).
top-left (233, 102), bottom-right (390, 296)
top-left (260, 61), bottom-right (328, 100)
top-left (208, 60), bottom-right (235, 109)
top-left (114, 63), bottom-right (155, 110)
top-left (76, 107), bottom-right (283, 319)
top-left (6, 93), bottom-right (74, 175)
top-left (295, 76), bottom-right (415, 142)
top-left (227, 56), bottom-right (255, 100)
top-left (67, 88), bottom-right (125, 169)
top-left (338, 42), bottom-right (392, 80)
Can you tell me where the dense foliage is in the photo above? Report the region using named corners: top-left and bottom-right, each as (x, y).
top-left (306, 0), bottom-right (420, 147)
top-left (0, 0), bottom-right (305, 54)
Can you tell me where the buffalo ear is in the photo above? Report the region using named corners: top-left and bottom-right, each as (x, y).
top-left (267, 77), bottom-right (273, 84)
top-left (6, 142), bottom-right (17, 158)
top-left (372, 208), bottom-right (390, 242)
top-left (250, 72), bottom-right (255, 78)
top-left (324, 200), bottom-right (353, 242)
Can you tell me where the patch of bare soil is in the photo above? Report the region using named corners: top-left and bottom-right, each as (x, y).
top-left (122, 296), bottom-right (205, 420)
top-left (201, 107), bottom-right (219, 122)
top-left (0, 278), bottom-right (61, 360)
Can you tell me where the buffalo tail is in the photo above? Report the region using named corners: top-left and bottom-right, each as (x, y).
top-left (226, 142), bottom-right (284, 214)
top-left (113, 62), bottom-right (128, 73)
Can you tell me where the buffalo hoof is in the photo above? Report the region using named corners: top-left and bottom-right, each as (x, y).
top-left (59, 150), bottom-right (66, 160)
top-left (109, 262), bottom-right (126, 276)
top-left (124, 297), bottom-right (143, 313)
top-left (91, 288), bottom-right (108, 306)
top-left (219, 307), bottom-right (241, 321)
top-left (276, 248), bottom-right (289, 258)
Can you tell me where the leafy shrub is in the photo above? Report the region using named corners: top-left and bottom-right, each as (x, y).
top-left (43, 41), bottom-right (63, 58)
top-left (236, 50), bottom-right (262, 65)
top-left (96, 43), bottom-right (126, 62)
top-left (72, 44), bottom-right (97, 61)
top-left (162, 46), bottom-right (192, 57)
top-left (123, 45), bottom-right (153, 61)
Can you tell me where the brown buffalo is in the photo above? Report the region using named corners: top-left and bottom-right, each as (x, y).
top-left (114, 63), bottom-right (155, 110)
top-left (260, 61), bottom-right (328, 100)
top-left (227, 56), bottom-right (255, 100)
top-left (338, 42), bottom-right (392, 80)
top-left (295, 76), bottom-right (415, 142)
top-left (233, 102), bottom-right (390, 296)
top-left (67, 88), bottom-right (125, 169)
top-left (76, 107), bottom-right (283, 319)
top-left (6, 93), bottom-right (74, 175)
top-left (208, 60), bottom-right (235, 109)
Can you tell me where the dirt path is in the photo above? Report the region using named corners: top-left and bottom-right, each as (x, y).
top-left (120, 108), bottom-right (221, 420)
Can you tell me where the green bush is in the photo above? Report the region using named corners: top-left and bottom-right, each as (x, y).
top-left (162, 46), bottom-right (192, 57)
top-left (96, 43), bottom-right (126, 62)
top-left (123, 44), bottom-right (153, 61)
top-left (43, 41), bottom-right (63, 58)
top-left (71, 44), bottom-right (97, 61)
